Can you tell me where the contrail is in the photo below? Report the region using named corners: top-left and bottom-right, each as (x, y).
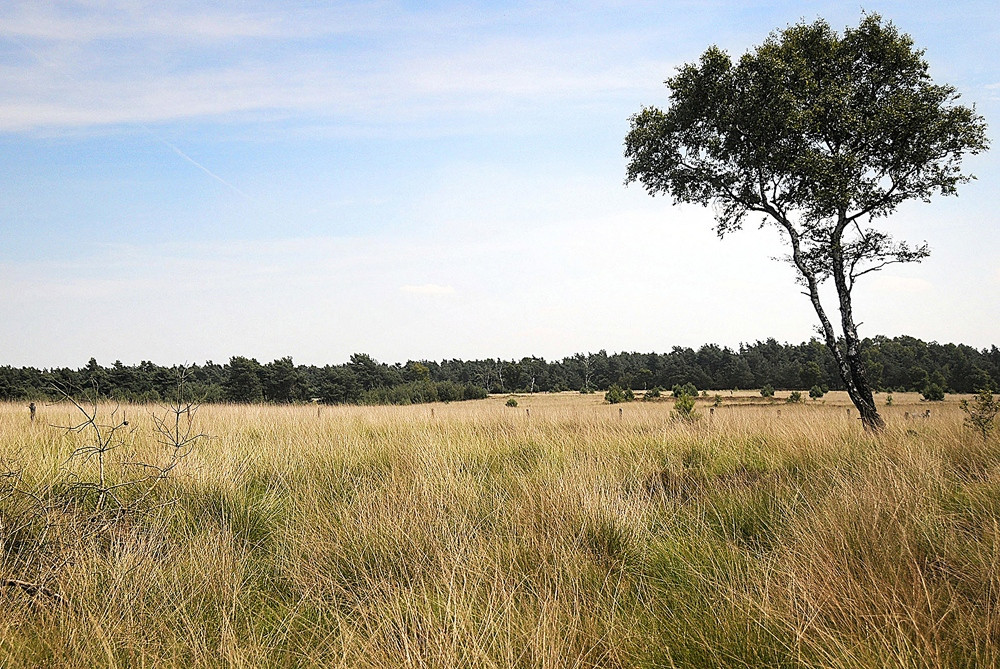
top-left (10, 35), bottom-right (253, 200)
top-left (151, 132), bottom-right (252, 200)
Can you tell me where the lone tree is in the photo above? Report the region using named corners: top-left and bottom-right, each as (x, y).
top-left (625, 14), bottom-right (987, 430)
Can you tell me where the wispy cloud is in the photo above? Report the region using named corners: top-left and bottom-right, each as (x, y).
top-left (0, 1), bottom-right (671, 133)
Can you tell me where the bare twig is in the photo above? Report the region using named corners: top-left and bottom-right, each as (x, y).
top-left (0, 579), bottom-right (69, 605)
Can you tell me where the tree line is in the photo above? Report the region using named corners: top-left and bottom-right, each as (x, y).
top-left (0, 335), bottom-right (996, 405)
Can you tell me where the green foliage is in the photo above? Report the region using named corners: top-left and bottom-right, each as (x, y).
top-left (809, 385), bottom-right (825, 400)
top-left (625, 13), bottom-right (987, 249)
top-left (463, 385), bottom-right (488, 400)
top-left (360, 380), bottom-right (484, 405)
top-left (787, 391), bottom-right (802, 404)
top-left (1, 334), bottom-right (997, 405)
top-left (406, 361), bottom-right (431, 382)
top-left (713, 394), bottom-right (722, 407)
top-left (505, 397), bottom-right (518, 408)
top-left (672, 382), bottom-right (698, 398)
top-left (922, 383), bottom-right (945, 402)
top-left (800, 360), bottom-right (825, 389)
top-left (960, 389), bottom-right (999, 443)
top-left (673, 392), bottom-right (697, 420)
top-left (225, 356), bottom-right (264, 403)
top-left (644, 386), bottom-right (662, 400)
top-left (886, 394), bottom-right (893, 406)
top-left (760, 384), bottom-right (775, 398)
top-left (605, 384), bottom-right (631, 404)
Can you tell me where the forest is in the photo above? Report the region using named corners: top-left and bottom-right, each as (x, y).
top-left (1, 334), bottom-right (996, 404)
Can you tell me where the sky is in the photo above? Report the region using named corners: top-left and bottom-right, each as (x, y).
top-left (1, 0), bottom-right (998, 369)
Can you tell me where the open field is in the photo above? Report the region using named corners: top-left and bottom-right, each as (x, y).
top-left (1, 392), bottom-right (997, 668)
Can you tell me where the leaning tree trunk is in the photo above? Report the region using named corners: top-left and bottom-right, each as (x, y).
top-left (829, 223), bottom-right (886, 432)
top-left (781, 214), bottom-right (886, 431)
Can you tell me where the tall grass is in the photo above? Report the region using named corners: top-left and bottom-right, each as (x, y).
top-left (1, 392), bottom-right (996, 667)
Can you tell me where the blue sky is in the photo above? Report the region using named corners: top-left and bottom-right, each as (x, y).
top-left (1, 0), bottom-right (998, 368)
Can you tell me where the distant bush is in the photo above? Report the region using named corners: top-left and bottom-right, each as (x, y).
top-left (644, 387), bottom-right (662, 401)
top-left (921, 383), bottom-right (945, 402)
top-left (605, 385), bottom-right (632, 404)
top-left (505, 397), bottom-right (518, 408)
top-left (761, 384), bottom-right (775, 398)
top-left (787, 391), bottom-right (802, 403)
top-left (360, 380), bottom-right (485, 405)
top-left (809, 385), bottom-right (825, 400)
top-left (672, 383), bottom-right (698, 398)
top-left (463, 385), bottom-right (488, 400)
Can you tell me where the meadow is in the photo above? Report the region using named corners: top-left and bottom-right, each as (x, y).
top-left (1, 391), bottom-right (997, 668)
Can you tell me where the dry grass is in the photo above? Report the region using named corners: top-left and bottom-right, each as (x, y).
top-left (0, 391), bottom-right (997, 668)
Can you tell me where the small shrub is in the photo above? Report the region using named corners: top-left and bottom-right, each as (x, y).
top-left (605, 385), bottom-right (628, 404)
top-left (960, 389), bottom-right (999, 443)
top-left (786, 391), bottom-right (802, 404)
top-left (886, 394), bottom-right (893, 406)
top-left (713, 394), bottom-right (722, 407)
top-left (760, 384), bottom-right (775, 398)
top-left (505, 397), bottom-right (518, 408)
top-left (673, 392), bottom-right (696, 421)
top-left (809, 385), bottom-right (825, 400)
top-left (644, 386), bottom-right (662, 401)
top-left (922, 383), bottom-right (945, 402)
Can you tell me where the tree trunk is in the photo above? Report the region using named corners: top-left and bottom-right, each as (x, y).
top-left (778, 211), bottom-right (885, 432)
top-left (829, 217), bottom-right (886, 432)
top-left (809, 289), bottom-right (885, 431)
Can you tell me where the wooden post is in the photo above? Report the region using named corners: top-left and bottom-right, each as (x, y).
top-left (619, 407), bottom-right (623, 419)
top-left (525, 408), bottom-right (530, 417)
top-left (28, 402), bottom-right (36, 423)
top-left (904, 412), bottom-right (910, 420)
top-left (709, 407), bottom-right (714, 416)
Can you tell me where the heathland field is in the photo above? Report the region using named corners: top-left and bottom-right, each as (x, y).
top-left (1, 391), bottom-right (997, 668)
